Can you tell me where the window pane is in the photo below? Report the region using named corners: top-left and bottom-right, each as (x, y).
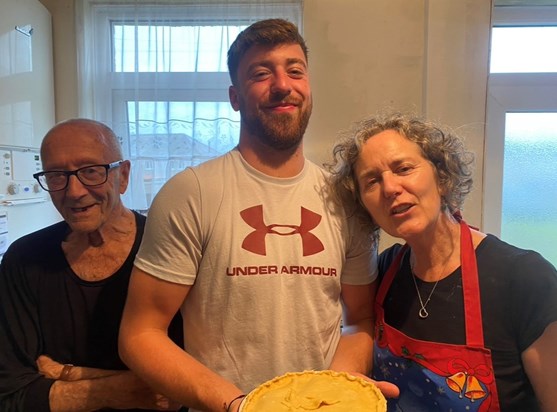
top-left (501, 112), bottom-right (557, 266)
top-left (113, 23), bottom-right (246, 72)
top-left (127, 101), bottom-right (240, 156)
top-left (490, 27), bottom-right (557, 73)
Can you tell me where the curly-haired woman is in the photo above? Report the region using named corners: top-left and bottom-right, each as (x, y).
top-left (327, 113), bottom-right (557, 411)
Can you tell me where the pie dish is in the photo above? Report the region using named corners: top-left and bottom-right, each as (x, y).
top-left (240, 370), bottom-right (387, 411)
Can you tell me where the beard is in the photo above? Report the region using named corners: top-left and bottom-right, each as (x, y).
top-left (240, 99), bottom-right (313, 151)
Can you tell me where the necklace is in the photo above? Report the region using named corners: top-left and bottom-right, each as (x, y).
top-left (410, 264), bottom-right (440, 319)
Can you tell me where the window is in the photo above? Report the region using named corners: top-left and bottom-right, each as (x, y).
top-left (77, 1), bottom-right (302, 211)
top-left (485, 6), bottom-right (557, 266)
top-left (490, 26), bottom-right (557, 73)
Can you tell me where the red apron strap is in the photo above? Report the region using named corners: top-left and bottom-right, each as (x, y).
top-left (376, 244), bottom-right (408, 306)
top-left (460, 220), bottom-right (485, 347)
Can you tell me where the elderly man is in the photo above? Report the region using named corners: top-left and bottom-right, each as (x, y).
top-left (0, 119), bottom-right (183, 411)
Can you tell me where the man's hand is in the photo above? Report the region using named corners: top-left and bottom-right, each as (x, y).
top-left (36, 355), bottom-right (66, 380)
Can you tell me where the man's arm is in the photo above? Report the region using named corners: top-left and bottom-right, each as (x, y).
top-left (35, 355), bottom-right (178, 411)
top-left (119, 267), bottom-right (244, 412)
top-left (329, 281), bottom-right (399, 398)
top-left (328, 282), bottom-right (375, 374)
top-left (47, 371), bottom-right (176, 411)
top-left (522, 321), bottom-right (557, 412)
top-left (37, 355), bottom-right (119, 380)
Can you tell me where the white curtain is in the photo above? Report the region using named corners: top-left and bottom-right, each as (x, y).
top-left (75, 0), bottom-right (303, 212)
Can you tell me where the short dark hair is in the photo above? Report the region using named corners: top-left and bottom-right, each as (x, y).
top-left (227, 18), bottom-right (308, 85)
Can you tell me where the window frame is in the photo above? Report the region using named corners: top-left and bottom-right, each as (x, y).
top-left (483, 6), bottom-right (557, 236)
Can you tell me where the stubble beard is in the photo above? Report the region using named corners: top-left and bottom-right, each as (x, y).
top-left (241, 101), bottom-right (313, 151)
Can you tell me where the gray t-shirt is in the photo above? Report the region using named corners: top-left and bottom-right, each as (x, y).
top-left (135, 149), bottom-right (377, 396)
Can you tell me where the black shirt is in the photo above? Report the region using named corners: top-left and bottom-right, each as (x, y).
top-left (379, 235), bottom-right (557, 411)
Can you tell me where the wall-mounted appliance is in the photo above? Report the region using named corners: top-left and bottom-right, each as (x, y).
top-left (0, 146), bottom-right (48, 205)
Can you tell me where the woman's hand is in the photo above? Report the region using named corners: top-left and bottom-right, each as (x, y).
top-left (350, 372), bottom-right (400, 398)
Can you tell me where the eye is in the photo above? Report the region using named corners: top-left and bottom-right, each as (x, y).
top-left (288, 67), bottom-right (306, 78)
top-left (45, 172), bottom-right (65, 182)
top-left (81, 167), bottom-right (101, 176)
top-left (395, 164), bottom-right (414, 175)
top-left (360, 176), bottom-right (379, 192)
top-left (251, 69), bottom-right (271, 81)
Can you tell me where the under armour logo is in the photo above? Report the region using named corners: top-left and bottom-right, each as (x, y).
top-left (240, 205), bottom-right (325, 256)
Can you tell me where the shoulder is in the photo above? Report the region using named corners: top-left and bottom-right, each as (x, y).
top-left (191, 149), bottom-right (239, 175)
top-left (0, 222), bottom-right (67, 283)
top-left (378, 243), bottom-right (405, 275)
top-left (478, 234), bottom-right (555, 273)
top-left (479, 235), bottom-right (557, 352)
top-left (159, 151), bottom-right (237, 194)
top-left (150, 153), bottom-right (236, 212)
top-left (304, 159), bottom-right (327, 179)
top-left (4, 221), bottom-right (67, 260)
top-left (477, 234), bottom-right (557, 314)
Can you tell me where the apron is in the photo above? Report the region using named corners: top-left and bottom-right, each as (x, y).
top-left (372, 221), bottom-right (500, 412)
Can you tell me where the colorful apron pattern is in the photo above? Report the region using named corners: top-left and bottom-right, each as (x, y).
top-left (372, 221), bottom-right (500, 411)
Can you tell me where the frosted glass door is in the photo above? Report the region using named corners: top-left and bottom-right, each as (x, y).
top-left (501, 113), bottom-right (557, 266)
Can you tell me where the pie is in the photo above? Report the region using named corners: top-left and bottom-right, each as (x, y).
top-left (240, 370), bottom-right (387, 411)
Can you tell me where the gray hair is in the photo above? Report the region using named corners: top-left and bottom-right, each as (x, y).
top-left (325, 113), bottom-right (475, 233)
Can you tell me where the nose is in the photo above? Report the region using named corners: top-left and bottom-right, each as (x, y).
top-left (270, 69), bottom-right (292, 96)
top-left (381, 172), bottom-right (402, 199)
top-left (65, 174), bottom-right (89, 197)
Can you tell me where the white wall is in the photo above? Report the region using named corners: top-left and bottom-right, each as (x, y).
top-left (303, 0), bottom-right (492, 247)
top-left (0, 0), bottom-right (55, 147)
top-left (0, 0), bottom-right (62, 247)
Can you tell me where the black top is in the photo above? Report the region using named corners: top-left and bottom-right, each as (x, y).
top-left (0, 211), bottom-right (183, 411)
top-left (379, 235), bottom-right (557, 411)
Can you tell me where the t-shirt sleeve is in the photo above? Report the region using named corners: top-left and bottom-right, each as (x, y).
top-left (508, 250), bottom-right (557, 352)
top-left (0, 244), bottom-right (54, 411)
top-left (339, 216), bottom-right (378, 285)
top-left (134, 167), bottom-right (203, 285)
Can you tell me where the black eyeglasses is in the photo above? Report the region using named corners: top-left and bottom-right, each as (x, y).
top-left (33, 161), bottom-right (124, 192)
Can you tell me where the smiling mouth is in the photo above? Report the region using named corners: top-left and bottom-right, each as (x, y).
top-left (268, 99), bottom-right (300, 108)
top-left (71, 205), bottom-right (93, 213)
top-left (267, 104), bottom-right (296, 111)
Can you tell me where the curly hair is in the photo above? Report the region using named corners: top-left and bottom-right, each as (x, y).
top-left (227, 18), bottom-right (308, 86)
top-left (325, 113), bottom-right (475, 233)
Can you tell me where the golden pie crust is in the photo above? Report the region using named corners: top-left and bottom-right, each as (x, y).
top-left (240, 370), bottom-right (387, 411)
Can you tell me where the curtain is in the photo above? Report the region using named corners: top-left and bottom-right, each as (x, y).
top-left (75, 0), bottom-right (303, 212)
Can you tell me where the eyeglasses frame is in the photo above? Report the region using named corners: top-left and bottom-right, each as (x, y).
top-left (33, 160), bottom-right (124, 192)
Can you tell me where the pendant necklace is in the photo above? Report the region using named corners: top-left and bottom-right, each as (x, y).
top-left (410, 261), bottom-right (441, 319)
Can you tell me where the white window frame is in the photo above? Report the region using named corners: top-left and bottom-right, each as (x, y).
top-left (85, 2), bottom-right (303, 141)
top-left (483, 6), bottom-right (557, 236)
